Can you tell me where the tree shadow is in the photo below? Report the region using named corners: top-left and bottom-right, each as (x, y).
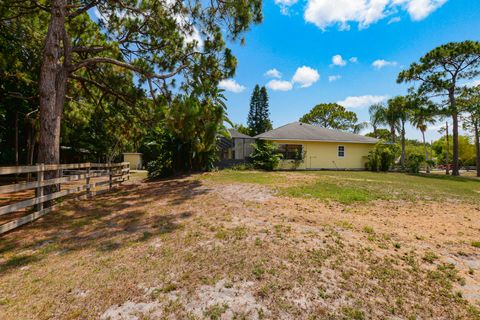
top-left (410, 173), bottom-right (480, 183)
top-left (0, 177), bottom-right (208, 274)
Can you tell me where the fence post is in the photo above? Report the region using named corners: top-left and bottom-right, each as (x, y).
top-left (108, 164), bottom-right (113, 190)
top-left (127, 163), bottom-right (130, 181)
top-left (86, 162), bottom-right (91, 198)
top-left (35, 164), bottom-right (44, 212)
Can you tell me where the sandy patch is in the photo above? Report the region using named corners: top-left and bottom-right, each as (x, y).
top-left (211, 183), bottom-right (275, 202)
top-left (100, 280), bottom-right (266, 320)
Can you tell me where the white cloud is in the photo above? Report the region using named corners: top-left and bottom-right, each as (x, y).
top-left (372, 59), bottom-right (398, 69)
top-left (332, 54), bottom-right (347, 67)
top-left (427, 123), bottom-right (447, 131)
top-left (275, 0), bottom-right (298, 15)
top-left (395, 0), bottom-right (447, 21)
top-left (292, 66), bottom-right (320, 88)
top-left (304, 0), bottom-right (447, 31)
top-left (349, 57), bottom-right (359, 63)
top-left (218, 79), bottom-right (246, 93)
top-left (267, 79), bottom-right (294, 91)
top-left (388, 16), bottom-right (401, 24)
top-left (337, 95), bottom-right (388, 108)
top-left (265, 68), bottom-right (282, 79)
top-left (328, 75), bottom-right (342, 82)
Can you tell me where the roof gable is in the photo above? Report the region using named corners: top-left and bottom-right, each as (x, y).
top-left (254, 122), bottom-right (378, 144)
top-left (228, 128), bottom-right (253, 139)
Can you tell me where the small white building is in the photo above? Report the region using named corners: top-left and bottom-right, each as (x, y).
top-left (122, 152), bottom-right (143, 170)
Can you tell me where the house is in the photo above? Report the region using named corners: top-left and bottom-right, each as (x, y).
top-left (218, 129), bottom-right (255, 162)
top-left (254, 122), bottom-right (379, 170)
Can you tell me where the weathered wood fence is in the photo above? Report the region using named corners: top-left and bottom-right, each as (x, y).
top-left (0, 162), bottom-right (130, 235)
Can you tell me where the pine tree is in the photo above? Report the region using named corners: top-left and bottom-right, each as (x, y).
top-left (247, 85), bottom-right (272, 136)
top-left (247, 85), bottom-right (261, 135)
top-left (258, 86), bottom-right (273, 133)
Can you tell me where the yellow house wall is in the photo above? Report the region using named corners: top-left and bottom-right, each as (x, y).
top-left (270, 140), bottom-right (374, 170)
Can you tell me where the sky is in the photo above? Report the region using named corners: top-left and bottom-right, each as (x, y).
top-left (218, 0), bottom-right (480, 141)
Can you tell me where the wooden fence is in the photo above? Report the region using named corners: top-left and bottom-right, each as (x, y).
top-left (0, 162), bottom-right (130, 235)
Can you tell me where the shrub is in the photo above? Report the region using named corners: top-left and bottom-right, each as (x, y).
top-left (406, 153), bottom-right (425, 173)
top-left (147, 150), bottom-right (173, 179)
top-left (250, 141), bottom-right (282, 171)
top-left (367, 142), bottom-right (399, 172)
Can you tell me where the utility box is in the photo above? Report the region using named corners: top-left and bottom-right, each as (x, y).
top-left (122, 153), bottom-right (143, 170)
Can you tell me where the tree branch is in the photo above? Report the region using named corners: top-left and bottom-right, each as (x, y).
top-left (69, 75), bottom-right (134, 105)
top-left (72, 45), bottom-right (109, 54)
top-left (70, 57), bottom-right (187, 79)
top-left (68, 1), bottom-right (98, 18)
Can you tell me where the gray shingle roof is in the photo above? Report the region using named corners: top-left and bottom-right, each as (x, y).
top-left (228, 128), bottom-right (253, 139)
top-left (254, 122), bottom-right (378, 144)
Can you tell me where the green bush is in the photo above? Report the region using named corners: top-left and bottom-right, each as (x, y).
top-left (147, 150), bottom-right (173, 179)
top-left (406, 153), bottom-right (425, 173)
top-left (367, 142), bottom-right (399, 172)
top-left (250, 141), bottom-right (282, 171)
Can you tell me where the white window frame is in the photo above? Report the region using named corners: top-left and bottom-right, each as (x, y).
top-left (337, 145), bottom-right (345, 158)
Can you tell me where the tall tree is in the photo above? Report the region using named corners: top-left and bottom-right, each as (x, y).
top-left (458, 86), bottom-right (480, 177)
top-left (409, 101), bottom-right (436, 173)
top-left (300, 103), bottom-right (361, 132)
top-left (368, 103), bottom-right (383, 135)
top-left (388, 96), bottom-right (410, 169)
top-left (398, 41), bottom-right (480, 176)
top-left (0, 0), bottom-right (262, 167)
top-left (365, 128), bottom-right (391, 140)
top-left (247, 85), bottom-right (271, 135)
top-left (247, 85), bottom-right (260, 135)
top-left (368, 102), bottom-right (401, 143)
top-left (0, 10), bottom-right (46, 165)
top-left (258, 86), bottom-right (272, 133)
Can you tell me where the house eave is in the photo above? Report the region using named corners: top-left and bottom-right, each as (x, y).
top-left (257, 138), bottom-right (378, 144)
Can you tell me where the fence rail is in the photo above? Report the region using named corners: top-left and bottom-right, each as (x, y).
top-left (0, 162), bottom-right (130, 234)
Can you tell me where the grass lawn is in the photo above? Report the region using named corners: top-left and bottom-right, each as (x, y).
top-left (1, 170), bottom-right (479, 319)
top-left (203, 170), bottom-right (480, 204)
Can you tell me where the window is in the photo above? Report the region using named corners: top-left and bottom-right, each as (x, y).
top-left (338, 146), bottom-right (345, 158)
top-left (277, 144), bottom-right (303, 160)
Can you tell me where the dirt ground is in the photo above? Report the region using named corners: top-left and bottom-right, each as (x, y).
top-left (0, 171), bottom-right (479, 319)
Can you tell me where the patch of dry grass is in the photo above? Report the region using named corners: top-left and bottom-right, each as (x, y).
top-left (0, 171), bottom-right (479, 319)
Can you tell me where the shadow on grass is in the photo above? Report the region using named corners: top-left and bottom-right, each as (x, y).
top-left (410, 173), bottom-right (480, 183)
top-left (0, 177), bottom-right (208, 274)
top-left (0, 254), bottom-right (41, 273)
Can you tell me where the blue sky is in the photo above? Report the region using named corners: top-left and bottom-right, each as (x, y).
top-left (219, 0), bottom-right (480, 141)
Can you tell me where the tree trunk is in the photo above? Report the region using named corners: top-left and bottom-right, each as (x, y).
top-left (37, 0), bottom-right (69, 199)
top-left (445, 122), bottom-right (450, 175)
top-left (448, 89), bottom-right (460, 176)
top-left (400, 121), bottom-right (405, 170)
top-left (474, 117), bottom-right (480, 177)
top-left (451, 112), bottom-right (460, 176)
top-left (422, 130), bottom-right (430, 173)
top-left (38, 0), bottom-right (69, 166)
top-left (390, 124), bottom-right (396, 143)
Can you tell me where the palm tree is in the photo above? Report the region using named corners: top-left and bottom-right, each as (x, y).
top-left (369, 102), bottom-right (400, 143)
top-left (369, 97), bottom-right (409, 169)
top-left (352, 121), bottom-right (369, 134)
top-left (410, 106), bottom-right (436, 173)
top-left (368, 103), bottom-right (384, 138)
top-left (390, 96), bottom-right (411, 170)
